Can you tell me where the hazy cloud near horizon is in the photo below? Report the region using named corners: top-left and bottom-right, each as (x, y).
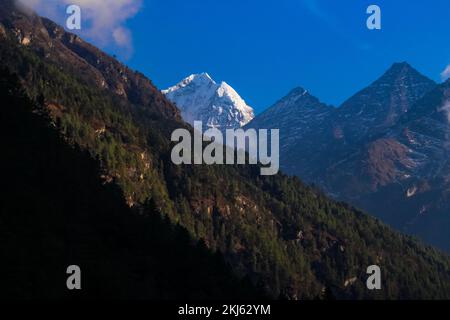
top-left (441, 65), bottom-right (450, 82)
top-left (17, 0), bottom-right (143, 58)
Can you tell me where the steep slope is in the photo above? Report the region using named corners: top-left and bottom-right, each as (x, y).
top-left (335, 62), bottom-right (437, 145)
top-left (247, 63), bottom-right (436, 184)
top-left (316, 62), bottom-right (435, 187)
top-left (163, 73), bottom-right (254, 130)
top-left (0, 68), bottom-right (261, 299)
top-left (351, 79), bottom-right (450, 251)
top-left (245, 87), bottom-right (333, 151)
top-left (1, 1), bottom-right (450, 299)
top-left (301, 64), bottom-right (450, 251)
top-left (282, 63), bottom-right (437, 182)
top-left (258, 62), bottom-right (450, 251)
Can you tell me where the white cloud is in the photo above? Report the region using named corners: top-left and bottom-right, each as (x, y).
top-left (17, 0), bottom-right (142, 57)
top-left (113, 26), bottom-right (132, 48)
top-left (439, 100), bottom-right (450, 124)
top-left (440, 65), bottom-right (450, 82)
top-left (439, 101), bottom-right (450, 150)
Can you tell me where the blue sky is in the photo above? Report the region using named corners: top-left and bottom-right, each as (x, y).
top-left (30, 0), bottom-right (450, 114)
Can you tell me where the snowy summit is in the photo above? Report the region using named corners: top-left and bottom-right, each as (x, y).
top-left (162, 73), bottom-right (254, 130)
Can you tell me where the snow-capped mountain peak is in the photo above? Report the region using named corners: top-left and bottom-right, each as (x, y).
top-left (163, 72), bottom-right (215, 95)
top-left (162, 73), bottom-right (254, 129)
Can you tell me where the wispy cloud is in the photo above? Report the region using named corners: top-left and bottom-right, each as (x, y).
top-left (17, 0), bottom-right (142, 58)
top-left (439, 100), bottom-right (450, 124)
top-left (441, 65), bottom-right (450, 82)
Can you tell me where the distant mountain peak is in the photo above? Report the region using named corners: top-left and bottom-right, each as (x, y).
top-left (379, 61), bottom-right (427, 81)
top-left (245, 86), bottom-right (332, 147)
top-left (287, 87), bottom-right (309, 97)
top-left (272, 87), bottom-right (326, 111)
top-left (199, 72), bottom-right (213, 80)
top-left (391, 61), bottom-right (410, 67)
top-left (162, 73), bottom-right (254, 129)
top-left (338, 62), bottom-right (437, 131)
top-left (189, 72), bottom-right (215, 84)
top-left (163, 73), bottom-right (215, 95)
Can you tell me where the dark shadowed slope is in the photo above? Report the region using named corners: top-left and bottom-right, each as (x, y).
top-left (0, 69), bottom-right (262, 299)
top-left (1, 2), bottom-right (450, 299)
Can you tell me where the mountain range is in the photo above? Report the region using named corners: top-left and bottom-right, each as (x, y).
top-left (1, 0), bottom-right (450, 299)
top-left (246, 62), bottom-right (450, 252)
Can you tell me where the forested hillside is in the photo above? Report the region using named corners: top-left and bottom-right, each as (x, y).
top-left (0, 68), bottom-right (263, 299)
top-left (1, 1), bottom-right (450, 299)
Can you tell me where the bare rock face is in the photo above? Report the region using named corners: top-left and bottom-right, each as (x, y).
top-left (0, 2), bottom-right (180, 120)
top-left (3, 0), bottom-right (450, 299)
top-left (249, 61), bottom-right (450, 251)
top-left (246, 87), bottom-right (332, 150)
top-left (0, 23), bottom-right (6, 38)
top-left (335, 62), bottom-right (436, 144)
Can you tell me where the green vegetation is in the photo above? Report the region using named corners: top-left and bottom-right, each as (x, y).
top-left (1, 27), bottom-right (450, 299)
top-left (0, 69), bottom-right (262, 299)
